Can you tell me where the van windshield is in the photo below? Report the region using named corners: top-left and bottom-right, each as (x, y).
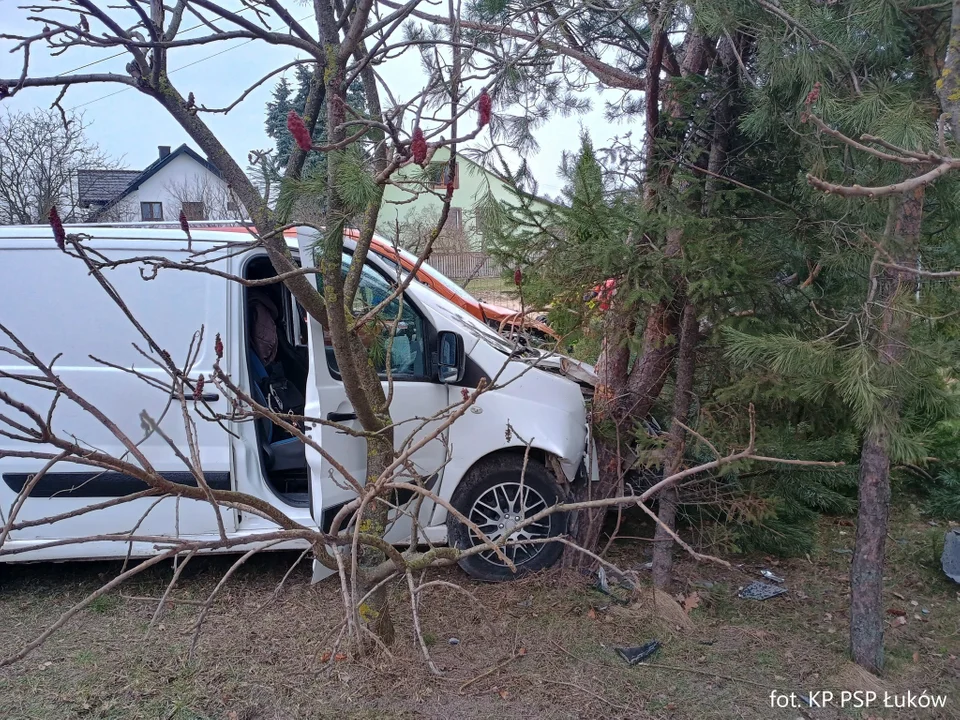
top-left (389, 247), bottom-right (479, 305)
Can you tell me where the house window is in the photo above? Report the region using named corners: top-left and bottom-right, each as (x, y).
top-left (448, 207), bottom-right (463, 229)
top-left (140, 202), bottom-right (163, 221)
top-left (181, 202), bottom-right (207, 221)
top-left (430, 161), bottom-right (459, 189)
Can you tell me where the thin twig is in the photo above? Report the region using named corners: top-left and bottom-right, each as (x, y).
top-left (534, 677), bottom-right (634, 713)
top-left (458, 651), bottom-right (525, 693)
top-left (145, 550), bottom-right (198, 638)
top-left (406, 571), bottom-right (441, 675)
top-left (189, 539), bottom-right (286, 659)
top-left (120, 594), bottom-right (204, 606)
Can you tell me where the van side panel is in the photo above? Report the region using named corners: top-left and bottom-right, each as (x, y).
top-left (0, 239), bottom-right (232, 558)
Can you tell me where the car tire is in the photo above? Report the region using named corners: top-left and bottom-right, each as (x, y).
top-left (447, 454), bottom-right (568, 582)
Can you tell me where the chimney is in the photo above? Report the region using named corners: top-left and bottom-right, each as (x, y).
top-left (158, 145), bottom-right (171, 159)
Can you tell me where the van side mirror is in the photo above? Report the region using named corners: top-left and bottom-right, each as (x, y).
top-left (437, 331), bottom-right (465, 383)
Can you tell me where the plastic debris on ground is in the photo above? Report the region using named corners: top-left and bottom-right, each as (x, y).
top-left (759, 569), bottom-right (785, 584)
top-left (738, 581), bottom-right (788, 601)
top-left (595, 566), bottom-right (634, 605)
top-left (942, 529), bottom-right (960, 584)
top-left (615, 640), bottom-right (661, 665)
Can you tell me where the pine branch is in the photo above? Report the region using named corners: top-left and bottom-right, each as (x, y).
top-left (806, 161), bottom-right (960, 198)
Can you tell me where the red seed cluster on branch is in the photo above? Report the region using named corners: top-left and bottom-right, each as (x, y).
top-left (194, 374), bottom-right (205, 400)
top-left (215, 333), bottom-right (224, 360)
top-left (49, 206), bottom-right (65, 250)
top-left (514, 267), bottom-right (523, 287)
top-left (800, 81), bottom-right (822, 124)
top-left (287, 110), bottom-right (313, 152)
top-left (411, 127), bottom-right (427, 165)
top-left (178, 208), bottom-right (191, 239)
top-left (477, 89), bottom-right (492, 127)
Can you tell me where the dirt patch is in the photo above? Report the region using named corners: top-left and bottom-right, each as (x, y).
top-left (0, 513), bottom-right (957, 719)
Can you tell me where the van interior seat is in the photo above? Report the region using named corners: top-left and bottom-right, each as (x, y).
top-left (244, 273), bottom-right (309, 492)
top-left (248, 349), bottom-right (306, 474)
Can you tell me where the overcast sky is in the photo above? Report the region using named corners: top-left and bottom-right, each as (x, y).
top-left (0, 3), bottom-right (625, 199)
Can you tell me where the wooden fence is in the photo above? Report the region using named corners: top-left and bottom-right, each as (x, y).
top-left (428, 252), bottom-right (500, 279)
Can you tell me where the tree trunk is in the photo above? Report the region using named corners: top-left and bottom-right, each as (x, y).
top-left (624, 293), bottom-right (683, 407)
top-left (936, 0), bottom-right (960, 140)
top-left (561, 310), bottom-right (634, 567)
top-left (849, 188), bottom-right (923, 673)
top-left (561, 30), bottom-right (713, 567)
top-left (356, 434), bottom-right (396, 646)
top-left (652, 300), bottom-right (698, 589)
top-left (313, 0), bottom-right (399, 649)
top-left (850, 425), bottom-right (892, 673)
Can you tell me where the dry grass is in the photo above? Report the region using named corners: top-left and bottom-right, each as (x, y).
top-left (0, 511), bottom-right (957, 720)
top-left (836, 662), bottom-right (894, 695)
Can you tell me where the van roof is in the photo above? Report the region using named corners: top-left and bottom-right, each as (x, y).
top-left (0, 223), bottom-right (391, 252)
top-left (0, 223), bottom-right (293, 247)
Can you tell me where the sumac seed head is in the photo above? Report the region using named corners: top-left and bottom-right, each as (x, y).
top-left (49, 206), bottom-right (66, 250)
top-left (411, 126), bottom-right (427, 165)
top-left (287, 110), bottom-right (313, 152)
top-left (215, 333), bottom-right (224, 360)
top-left (478, 89), bottom-right (492, 127)
top-left (178, 208), bottom-right (191, 238)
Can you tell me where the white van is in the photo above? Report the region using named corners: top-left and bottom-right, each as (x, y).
top-left (0, 225), bottom-right (596, 581)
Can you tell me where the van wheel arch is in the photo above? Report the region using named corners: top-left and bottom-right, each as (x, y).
top-left (461, 447), bottom-right (573, 489)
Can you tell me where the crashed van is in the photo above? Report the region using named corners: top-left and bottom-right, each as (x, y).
top-left (0, 225), bottom-right (597, 581)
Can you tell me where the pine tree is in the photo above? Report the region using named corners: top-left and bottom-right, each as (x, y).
top-left (712, 0), bottom-right (960, 673)
top-left (418, 0), bottom-right (958, 666)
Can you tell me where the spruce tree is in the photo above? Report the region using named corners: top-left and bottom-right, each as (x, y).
top-left (265, 67), bottom-right (367, 182)
top-left (265, 76), bottom-right (294, 168)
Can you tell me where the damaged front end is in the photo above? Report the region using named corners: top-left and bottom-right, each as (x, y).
top-left (525, 353), bottom-right (602, 485)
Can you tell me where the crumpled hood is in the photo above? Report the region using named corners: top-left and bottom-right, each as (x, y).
top-left (479, 302), bottom-right (557, 339)
top-left (523, 353), bottom-right (598, 391)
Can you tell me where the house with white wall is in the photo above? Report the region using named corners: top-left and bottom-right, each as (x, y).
top-left (379, 147), bottom-right (554, 252)
top-left (78, 144), bottom-right (241, 223)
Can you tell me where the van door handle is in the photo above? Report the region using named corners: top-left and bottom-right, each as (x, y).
top-left (327, 412), bottom-right (357, 422)
top-left (179, 392), bottom-right (220, 402)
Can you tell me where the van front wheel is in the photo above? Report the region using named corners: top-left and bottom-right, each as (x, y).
top-left (447, 455), bottom-right (568, 582)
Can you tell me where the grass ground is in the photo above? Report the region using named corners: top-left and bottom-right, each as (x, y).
top-left (458, 276), bottom-right (520, 309)
top-left (0, 508), bottom-right (957, 720)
